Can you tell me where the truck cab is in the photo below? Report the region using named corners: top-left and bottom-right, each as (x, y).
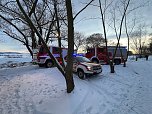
top-left (85, 47), bottom-right (112, 64)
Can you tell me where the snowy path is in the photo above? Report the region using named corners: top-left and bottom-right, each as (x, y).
top-left (0, 59), bottom-right (152, 114)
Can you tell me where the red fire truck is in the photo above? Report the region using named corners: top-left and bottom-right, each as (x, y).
top-left (35, 45), bottom-right (68, 67)
top-left (85, 46), bottom-right (127, 65)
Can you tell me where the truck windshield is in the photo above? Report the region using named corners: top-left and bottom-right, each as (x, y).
top-left (75, 56), bottom-right (91, 63)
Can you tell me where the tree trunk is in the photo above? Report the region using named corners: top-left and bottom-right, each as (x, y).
top-left (25, 44), bottom-right (33, 57)
top-left (65, 0), bottom-right (75, 93)
top-left (38, 25), bottom-right (42, 45)
top-left (123, 60), bottom-right (126, 67)
top-left (65, 69), bottom-right (75, 93)
top-left (54, 0), bottom-right (65, 69)
top-left (99, 0), bottom-right (113, 73)
top-left (110, 61), bottom-right (115, 73)
top-left (31, 29), bottom-right (37, 49)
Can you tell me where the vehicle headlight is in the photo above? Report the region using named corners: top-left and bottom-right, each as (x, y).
top-left (87, 66), bottom-right (92, 71)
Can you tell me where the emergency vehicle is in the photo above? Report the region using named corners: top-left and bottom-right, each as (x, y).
top-left (72, 56), bottom-right (102, 79)
top-left (36, 45), bottom-right (68, 67)
top-left (85, 46), bottom-right (127, 65)
top-left (34, 45), bottom-right (102, 79)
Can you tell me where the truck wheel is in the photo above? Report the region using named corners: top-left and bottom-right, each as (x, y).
top-left (114, 59), bottom-right (121, 65)
top-left (77, 69), bottom-right (85, 79)
top-left (45, 60), bottom-right (53, 68)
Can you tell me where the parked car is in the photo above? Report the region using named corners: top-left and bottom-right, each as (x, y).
top-left (72, 56), bottom-right (102, 79)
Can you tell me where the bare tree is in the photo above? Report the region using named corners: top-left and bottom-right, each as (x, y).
top-left (124, 15), bottom-right (136, 62)
top-left (123, 0), bottom-right (149, 61)
top-left (109, 0), bottom-right (134, 67)
top-left (64, 0), bottom-right (75, 93)
top-left (0, 15), bottom-right (33, 55)
top-left (0, 0), bottom-right (57, 56)
top-left (98, 0), bottom-right (115, 73)
top-left (74, 32), bottom-right (85, 51)
top-left (53, 0), bottom-right (67, 69)
top-left (98, 0), bottom-right (131, 73)
top-left (130, 24), bottom-right (147, 55)
top-left (0, 1), bottom-right (33, 55)
top-left (59, 31), bottom-right (86, 51)
top-left (15, 0), bottom-right (77, 93)
top-left (86, 33), bottom-right (105, 48)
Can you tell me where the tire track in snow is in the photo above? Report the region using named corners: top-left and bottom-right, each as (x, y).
top-left (75, 69), bottom-right (140, 114)
top-left (74, 75), bottom-right (124, 114)
top-left (72, 77), bottom-right (91, 114)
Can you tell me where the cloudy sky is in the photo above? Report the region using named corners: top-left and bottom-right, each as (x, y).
top-left (74, 0), bottom-right (152, 35)
top-left (0, 0), bottom-right (152, 53)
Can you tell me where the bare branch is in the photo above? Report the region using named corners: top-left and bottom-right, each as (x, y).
top-left (73, 0), bottom-right (95, 20)
top-left (0, 14), bottom-right (27, 40)
top-left (29, 0), bottom-right (38, 17)
top-left (3, 31), bottom-right (26, 44)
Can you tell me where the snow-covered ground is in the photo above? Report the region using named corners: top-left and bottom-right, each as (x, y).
top-left (0, 53), bottom-right (31, 68)
top-left (0, 56), bottom-right (152, 114)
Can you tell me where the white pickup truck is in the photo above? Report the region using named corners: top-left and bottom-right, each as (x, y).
top-left (72, 56), bottom-right (102, 79)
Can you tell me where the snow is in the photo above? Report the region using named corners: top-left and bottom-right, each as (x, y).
top-left (0, 56), bottom-right (152, 114)
top-left (0, 53), bottom-right (31, 68)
